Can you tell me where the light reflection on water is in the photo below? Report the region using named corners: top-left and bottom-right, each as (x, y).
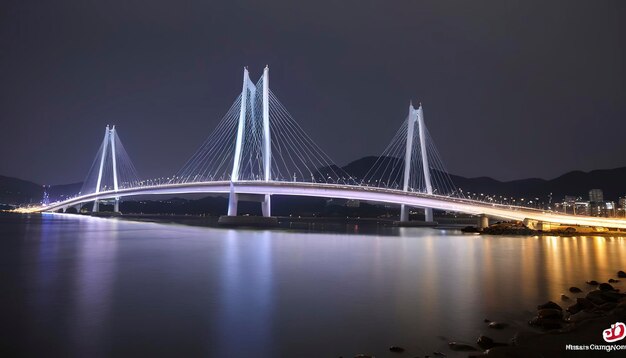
top-left (2, 213), bottom-right (626, 357)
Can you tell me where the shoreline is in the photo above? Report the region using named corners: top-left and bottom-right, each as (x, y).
top-left (464, 221), bottom-right (626, 238)
top-left (480, 273), bottom-right (626, 357)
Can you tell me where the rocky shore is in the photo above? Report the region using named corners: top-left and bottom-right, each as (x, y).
top-left (478, 273), bottom-right (626, 357)
top-left (347, 270), bottom-right (626, 358)
top-left (459, 271), bottom-right (626, 358)
top-left (463, 221), bottom-right (626, 237)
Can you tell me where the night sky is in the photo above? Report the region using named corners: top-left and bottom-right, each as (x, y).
top-left (1, 1), bottom-right (625, 185)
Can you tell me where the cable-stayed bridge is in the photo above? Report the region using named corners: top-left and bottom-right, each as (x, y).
top-left (23, 67), bottom-right (626, 230)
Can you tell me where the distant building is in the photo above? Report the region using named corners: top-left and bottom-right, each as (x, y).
top-left (574, 202), bottom-right (590, 216)
top-left (42, 185), bottom-right (50, 206)
top-left (564, 195), bottom-right (579, 203)
top-left (589, 189), bottom-right (603, 203)
top-left (557, 195), bottom-right (586, 215)
top-left (618, 197), bottom-right (626, 217)
top-left (606, 201), bottom-right (616, 217)
top-left (590, 200), bottom-right (616, 217)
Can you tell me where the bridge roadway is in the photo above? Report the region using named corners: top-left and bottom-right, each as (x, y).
top-left (34, 181), bottom-right (626, 229)
top-left (31, 181), bottom-right (626, 229)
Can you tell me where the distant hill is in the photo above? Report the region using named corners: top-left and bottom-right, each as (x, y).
top-left (0, 175), bottom-right (43, 205)
top-left (0, 175), bottom-right (82, 205)
top-left (47, 182), bottom-right (83, 202)
top-left (448, 168), bottom-right (626, 201)
top-left (340, 157), bottom-right (626, 202)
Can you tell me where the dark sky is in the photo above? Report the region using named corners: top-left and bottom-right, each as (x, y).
top-left (1, 0), bottom-right (625, 185)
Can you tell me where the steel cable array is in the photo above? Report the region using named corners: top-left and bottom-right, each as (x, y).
top-left (174, 75), bottom-right (354, 185)
top-left (80, 128), bottom-right (141, 195)
top-left (361, 111), bottom-right (462, 197)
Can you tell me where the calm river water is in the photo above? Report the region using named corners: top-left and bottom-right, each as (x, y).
top-left (2, 213), bottom-right (626, 357)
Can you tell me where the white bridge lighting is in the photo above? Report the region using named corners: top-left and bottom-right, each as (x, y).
top-left (22, 67), bottom-right (626, 230)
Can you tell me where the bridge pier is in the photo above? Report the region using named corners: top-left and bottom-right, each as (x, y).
top-left (478, 214), bottom-right (489, 230)
top-left (261, 194), bottom-right (271, 217)
top-left (91, 199), bottom-right (120, 213)
top-left (227, 184), bottom-right (238, 216)
top-left (227, 185), bottom-right (272, 218)
top-left (397, 205), bottom-right (437, 226)
top-left (221, 186), bottom-right (276, 227)
top-left (400, 204), bottom-right (409, 222)
top-left (425, 208), bottom-right (433, 222)
top-left (400, 205), bottom-right (433, 222)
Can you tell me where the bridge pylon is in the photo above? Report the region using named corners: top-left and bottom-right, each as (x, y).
top-left (92, 125), bottom-right (120, 212)
top-left (399, 102), bottom-right (434, 222)
top-left (227, 66), bottom-right (272, 217)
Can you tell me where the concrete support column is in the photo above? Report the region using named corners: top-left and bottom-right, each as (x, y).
top-left (425, 208), bottom-right (433, 222)
top-left (261, 194), bottom-right (271, 217)
top-left (227, 183), bottom-right (238, 216)
top-left (113, 198), bottom-right (120, 213)
top-left (478, 214), bottom-right (489, 230)
top-left (93, 200), bottom-right (100, 212)
top-left (400, 204), bottom-right (409, 222)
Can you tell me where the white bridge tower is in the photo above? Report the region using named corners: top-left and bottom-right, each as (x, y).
top-left (227, 66), bottom-right (272, 217)
top-left (400, 103), bottom-right (433, 222)
top-left (92, 125), bottom-right (120, 213)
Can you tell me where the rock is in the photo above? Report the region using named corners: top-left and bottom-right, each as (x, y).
top-left (586, 290), bottom-right (607, 305)
top-left (528, 316), bottom-right (563, 330)
top-left (618, 270), bottom-right (626, 278)
top-left (609, 278), bottom-right (620, 283)
top-left (566, 303), bottom-right (582, 315)
top-left (388, 346), bottom-right (404, 353)
top-left (537, 301), bottom-right (562, 311)
top-left (596, 302), bottom-right (618, 311)
top-left (569, 286), bottom-right (583, 293)
top-left (561, 294), bottom-right (570, 300)
top-left (567, 297), bottom-right (596, 314)
top-left (488, 321), bottom-right (508, 329)
top-left (599, 283), bottom-right (615, 291)
top-left (586, 280), bottom-right (599, 286)
top-left (477, 335), bottom-right (494, 350)
top-left (448, 342), bottom-right (477, 351)
top-left (599, 290), bottom-right (626, 302)
top-left (586, 289), bottom-right (626, 306)
top-left (461, 226), bottom-right (480, 233)
top-left (567, 310), bottom-right (601, 322)
top-left (476, 335), bottom-right (506, 350)
top-left (579, 297), bottom-right (596, 308)
top-left (537, 308), bottom-right (563, 319)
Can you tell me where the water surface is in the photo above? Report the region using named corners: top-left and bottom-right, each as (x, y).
top-left (2, 213), bottom-right (626, 357)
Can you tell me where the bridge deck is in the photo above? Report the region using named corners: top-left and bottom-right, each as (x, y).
top-left (24, 181), bottom-right (626, 230)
